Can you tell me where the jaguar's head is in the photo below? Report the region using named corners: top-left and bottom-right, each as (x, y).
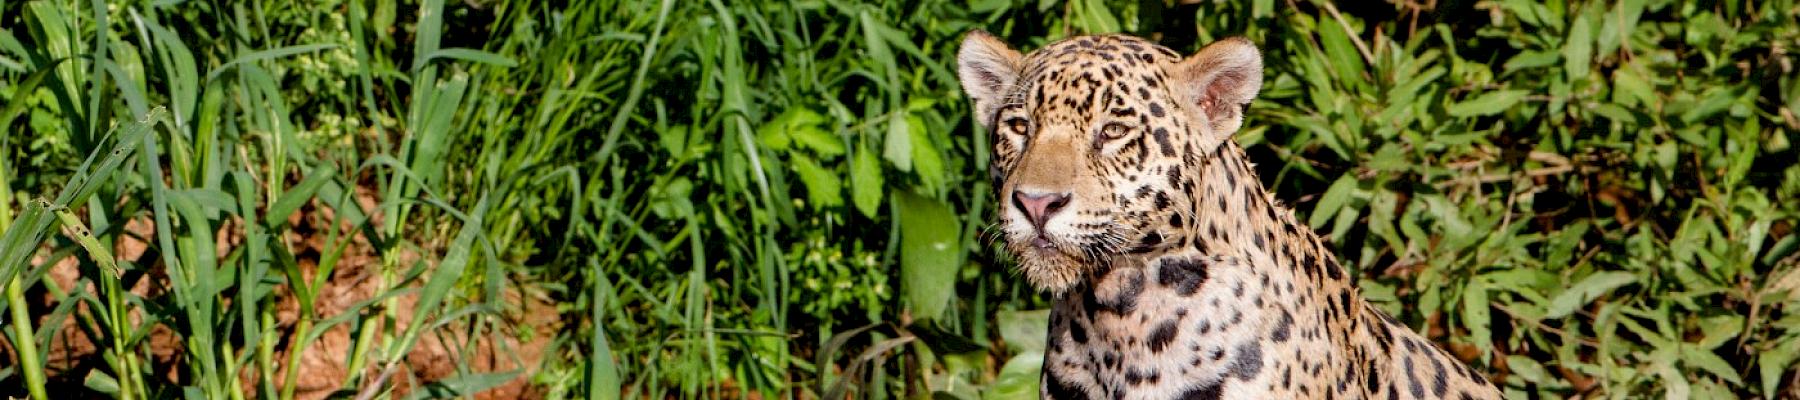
top-left (957, 31), bottom-right (1263, 294)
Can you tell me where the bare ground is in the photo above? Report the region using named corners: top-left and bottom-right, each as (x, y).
top-left (12, 190), bottom-right (558, 399)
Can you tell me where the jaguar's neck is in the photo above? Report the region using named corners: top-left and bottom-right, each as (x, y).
top-left (1178, 141), bottom-right (1351, 290)
top-left (1072, 141), bottom-right (1356, 317)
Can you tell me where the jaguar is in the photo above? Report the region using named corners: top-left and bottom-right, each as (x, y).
top-left (955, 30), bottom-right (1504, 399)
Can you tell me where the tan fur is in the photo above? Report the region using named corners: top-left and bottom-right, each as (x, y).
top-left (957, 32), bottom-right (1502, 399)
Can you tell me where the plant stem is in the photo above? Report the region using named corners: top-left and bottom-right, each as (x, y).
top-left (279, 317), bottom-right (313, 400)
top-left (5, 275), bottom-right (45, 400)
top-left (1, 154), bottom-right (47, 400)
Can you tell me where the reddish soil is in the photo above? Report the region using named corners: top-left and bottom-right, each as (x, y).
top-left (10, 189), bottom-right (559, 399)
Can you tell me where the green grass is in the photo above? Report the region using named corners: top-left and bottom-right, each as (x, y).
top-left (2, 0), bottom-right (1798, 399)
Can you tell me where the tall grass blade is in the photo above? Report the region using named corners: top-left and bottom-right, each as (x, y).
top-left (0, 108), bottom-right (158, 296)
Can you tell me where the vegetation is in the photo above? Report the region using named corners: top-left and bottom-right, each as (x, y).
top-left (1, 0), bottom-right (1797, 398)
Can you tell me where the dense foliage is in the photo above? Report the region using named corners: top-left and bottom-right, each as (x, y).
top-left (1, 0), bottom-right (1798, 398)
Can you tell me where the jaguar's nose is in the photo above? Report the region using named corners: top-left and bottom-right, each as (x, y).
top-left (1012, 190), bottom-right (1072, 230)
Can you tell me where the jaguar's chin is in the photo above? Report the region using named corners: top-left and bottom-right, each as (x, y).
top-left (1008, 237), bottom-right (1104, 295)
top-left (1013, 250), bottom-right (1087, 294)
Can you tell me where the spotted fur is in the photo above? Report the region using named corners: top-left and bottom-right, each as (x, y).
top-left (957, 31), bottom-right (1502, 399)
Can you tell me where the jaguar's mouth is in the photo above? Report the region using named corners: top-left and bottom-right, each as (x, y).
top-left (1006, 230), bottom-right (1109, 294)
top-left (1013, 233), bottom-right (1069, 260)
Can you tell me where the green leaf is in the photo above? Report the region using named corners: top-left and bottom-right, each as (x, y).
top-left (1071, 0), bottom-right (1121, 33)
top-left (1654, 141), bottom-right (1679, 175)
top-left (1681, 344), bottom-right (1742, 384)
top-left (756, 107), bottom-right (828, 151)
top-left (757, 126), bottom-right (792, 151)
top-left (1366, 144), bottom-right (1409, 173)
top-left (1545, 271), bottom-right (1637, 319)
top-left (1447, 90), bottom-right (1529, 117)
top-left (264, 167), bottom-right (335, 227)
top-left (857, 10), bottom-right (897, 74)
top-left (1505, 354), bottom-right (1553, 383)
top-left (1681, 87), bottom-right (1737, 124)
top-left (52, 206), bottom-right (120, 278)
top-left (790, 154), bottom-right (843, 209)
top-left (421, 47), bottom-right (518, 68)
top-left (851, 143), bottom-right (885, 218)
top-left (83, 370), bottom-right (120, 396)
top-left (969, 0), bottom-right (1010, 13)
top-left (1655, 361), bottom-right (1692, 399)
top-left (1597, 0), bottom-right (1645, 56)
top-left (1462, 280), bottom-right (1493, 354)
top-left (792, 126), bottom-right (847, 157)
top-left (1309, 174), bottom-right (1358, 228)
top-left (0, 108), bottom-right (156, 297)
top-left (884, 114), bottom-right (913, 171)
top-left (1316, 10), bottom-right (1367, 90)
top-left (399, 197), bottom-right (487, 356)
top-left (1545, 222), bottom-right (1590, 268)
top-left (1612, 62), bottom-right (1656, 107)
top-left (1364, 190), bottom-right (1406, 256)
top-left (1502, 50), bottom-right (1559, 73)
top-left (0, 63), bottom-right (55, 130)
top-left (983, 352), bottom-right (1042, 400)
top-left (1590, 103), bottom-right (1638, 124)
top-left (137, 17), bottom-right (199, 123)
top-left (1724, 118), bottom-right (1759, 186)
top-left (660, 126), bottom-right (691, 158)
top-left (1759, 338), bottom-right (1800, 396)
top-left (897, 191), bottom-right (960, 321)
top-left (648, 177), bottom-right (695, 219)
top-left (1562, 11), bottom-right (1593, 80)
top-left (908, 115), bottom-right (946, 193)
top-left (996, 309), bottom-right (1049, 353)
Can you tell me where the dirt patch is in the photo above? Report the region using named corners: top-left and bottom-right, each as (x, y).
top-left (13, 189), bottom-right (558, 399)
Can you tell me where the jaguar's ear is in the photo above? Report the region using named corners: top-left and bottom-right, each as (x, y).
top-left (1173, 37), bottom-right (1262, 151)
top-left (957, 29), bottom-right (1024, 130)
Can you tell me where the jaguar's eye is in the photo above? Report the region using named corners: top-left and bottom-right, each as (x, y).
top-left (1098, 122), bottom-right (1134, 142)
top-left (1004, 117), bottom-right (1030, 135)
